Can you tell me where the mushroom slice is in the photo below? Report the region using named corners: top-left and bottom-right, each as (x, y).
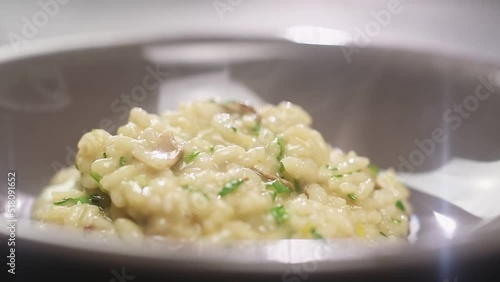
top-left (132, 130), bottom-right (183, 170)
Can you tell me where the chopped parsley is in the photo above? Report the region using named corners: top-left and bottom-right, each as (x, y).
top-left (209, 146), bottom-right (215, 153)
top-left (53, 194), bottom-right (104, 207)
top-left (218, 178), bottom-right (247, 197)
top-left (119, 156), bottom-right (126, 166)
top-left (347, 193), bottom-right (357, 201)
top-left (271, 205), bottom-right (288, 225)
top-left (311, 228), bottom-right (324, 239)
top-left (275, 137), bottom-right (285, 160)
top-left (395, 200), bottom-right (406, 212)
top-left (252, 121), bottom-right (261, 136)
top-left (184, 151), bottom-right (201, 164)
top-left (266, 179), bottom-right (291, 195)
top-left (326, 165), bottom-right (339, 171)
top-left (380, 231), bottom-right (388, 237)
top-left (88, 171), bottom-right (102, 184)
top-left (230, 126), bottom-right (237, 132)
top-left (368, 164), bottom-right (380, 175)
top-left (392, 218), bottom-right (401, 224)
top-left (102, 152), bottom-right (107, 158)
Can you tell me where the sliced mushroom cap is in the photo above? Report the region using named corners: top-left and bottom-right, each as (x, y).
top-left (132, 130), bottom-right (183, 170)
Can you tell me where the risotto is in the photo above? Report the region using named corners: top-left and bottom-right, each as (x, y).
top-left (32, 100), bottom-right (411, 241)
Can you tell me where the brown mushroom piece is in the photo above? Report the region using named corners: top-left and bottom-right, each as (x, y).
top-left (132, 130), bottom-right (183, 171)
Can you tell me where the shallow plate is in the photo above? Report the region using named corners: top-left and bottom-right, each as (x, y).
top-left (1, 35), bottom-right (500, 278)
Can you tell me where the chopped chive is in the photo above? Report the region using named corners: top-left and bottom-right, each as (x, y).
top-left (102, 152), bottom-right (107, 158)
top-left (266, 179), bottom-right (291, 194)
top-left (88, 171), bottom-right (102, 184)
top-left (74, 163), bottom-right (79, 171)
top-left (392, 218), bottom-right (401, 224)
top-left (231, 126), bottom-right (237, 132)
top-left (293, 179), bottom-right (302, 193)
top-left (274, 137), bottom-right (285, 160)
top-left (209, 146), bottom-right (215, 153)
top-left (184, 151), bottom-right (201, 164)
top-left (380, 231), bottom-right (388, 237)
top-left (395, 200), bottom-right (406, 212)
top-left (271, 205), bottom-right (288, 225)
top-left (368, 164), bottom-right (380, 175)
top-left (333, 174), bottom-right (345, 178)
top-left (119, 156), bottom-right (126, 166)
top-left (53, 194), bottom-right (104, 207)
top-left (348, 193), bottom-right (357, 201)
top-left (218, 178), bottom-right (247, 197)
top-left (311, 228), bottom-right (324, 239)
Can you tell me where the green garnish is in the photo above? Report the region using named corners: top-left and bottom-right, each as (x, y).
top-left (271, 205), bottom-right (288, 225)
top-left (278, 161), bottom-right (285, 173)
top-left (119, 156), bottom-right (126, 166)
top-left (368, 164), bottom-right (380, 175)
top-left (275, 137), bottom-right (285, 160)
top-left (326, 165), bottom-right (339, 171)
top-left (184, 151), bottom-right (201, 164)
top-left (74, 163), bottom-right (79, 171)
top-left (294, 179), bottom-right (302, 193)
top-left (251, 121), bottom-right (261, 136)
top-left (311, 228), bottom-right (324, 239)
top-left (231, 126), bottom-right (237, 132)
top-left (266, 179), bottom-right (291, 194)
top-left (380, 231), bottom-right (388, 237)
top-left (218, 178), bottom-right (247, 197)
top-left (333, 174), bottom-right (345, 178)
top-left (209, 146), bottom-right (215, 153)
top-left (392, 218), bottom-right (401, 224)
top-left (395, 200), bottom-right (406, 212)
top-left (102, 152), bottom-right (107, 158)
top-left (88, 171), bottom-right (102, 184)
top-left (348, 193), bottom-right (357, 201)
top-left (53, 194), bottom-right (104, 207)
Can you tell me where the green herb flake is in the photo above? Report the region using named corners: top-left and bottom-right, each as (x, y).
top-left (102, 152), bottom-right (107, 158)
top-left (348, 193), bottom-right (357, 201)
top-left (184, 151), bottom-right (201, 164)
top-left (88, 171), bottom-right (102, 184)
top-left (218, 178), bottom-right (247, 197)
top-left (392, 218), bottom-right (401, 224)
top-left (271, 205), bottom-right (288, 225)
top-left (119, 156), bottom-right (126, 167)
top-left (368, 164), bottom-right (380, 175)
top-left (380, 231), bottom-right (388, 237)
top-left (333, 174), bottom-right (344, 178)
top-left (274, 137), bottom-right (286, 160)
top-left (53, 194), bottom-right (104, 207)
top-left (395, 200), bottom-right (406, 212)
top-left (231, 126), bottom-right (237, 132)
top-left (266, 179), bottom-right (291, 194)
top-left (311, 228), bottom-right (324, 239)
top-left (326, 165), bottom-right (339, 171)
top-left (74, 163), bottom-right (79, 171)
top-left (209, 146), bottom-right (215, 153)
top-left (252, 121), bottom-right (261, 136)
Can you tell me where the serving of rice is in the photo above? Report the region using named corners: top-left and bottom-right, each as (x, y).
top-left (32, 100), bottom-right (411, 242)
